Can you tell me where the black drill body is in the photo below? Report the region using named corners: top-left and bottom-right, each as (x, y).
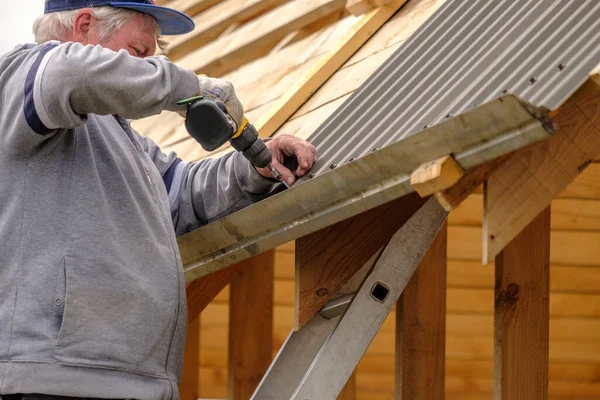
top-left (183, 96), bottom-right (272, 169)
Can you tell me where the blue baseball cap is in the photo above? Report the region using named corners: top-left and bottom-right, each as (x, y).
top-left (44, 0), bottom-right (195, 35)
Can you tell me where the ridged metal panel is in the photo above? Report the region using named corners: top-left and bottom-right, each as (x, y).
top-left (304, 0), bottom-right (600, 179)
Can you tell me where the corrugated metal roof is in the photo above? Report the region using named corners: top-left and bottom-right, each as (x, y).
top-left (304, 0), bottom-right (600, 179)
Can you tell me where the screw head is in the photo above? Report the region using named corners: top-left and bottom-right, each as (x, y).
top-left (349, 157), bottom-right (355, 162)
top-left (529, 76), bottom-right (537, 84)
top-left (502, 88), bottom-right (509, 94)
top-left (329, 163), bottom-right (337, 169)
top-left (316, 288), bottom-right (328, 297)
top-left (308, 172), bottom-right (315, 179)
top-left (558, 63), bottom-right (566, 70)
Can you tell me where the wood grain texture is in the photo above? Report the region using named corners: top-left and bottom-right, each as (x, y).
top-left (165, 0), bottom-right (287, 61)
top-left (177, 0), bottom-right (347, 76)
top-left (494, 207), bottom-right (550, 400)
top-left (346, 0), bottom-right (375, 16)
top-left (411, 155), bottom-right (464, 197)
top-left (255, 0), bottom-right (409, 138)
top-left (228, 250), bottom-right (275, 400)
top-left (186, 265), bottom-right (240, 324)
top-left (483, 78), bottom-right (600, 263)
top-left (163, 0), bottom-right (221, 17)
top-left (295, 192), bottom-right (427, 330)
top-left (436, 155), bottom-right (510, 211)
top-left (396, 222), bottom-right (447, 400)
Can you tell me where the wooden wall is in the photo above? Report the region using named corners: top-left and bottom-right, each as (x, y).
top-left (141, 0), bottom-right (600, 398)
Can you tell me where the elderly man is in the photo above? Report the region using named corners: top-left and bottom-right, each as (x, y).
top-left (0, 1), bottom-right (316, 399)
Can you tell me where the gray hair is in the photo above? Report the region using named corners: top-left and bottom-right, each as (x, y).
top-left (32, 6), bottom-right (168, 53)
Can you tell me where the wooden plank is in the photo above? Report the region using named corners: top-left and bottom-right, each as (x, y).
top-left (228, 250), bottom-right (274, 400)
top-left (254, 0), bottom-right (409, 138)
top-left (396, 222), bottom-right (447, 399)
top-left (346, 0), bottom-right (375, 16)
top-left (436, 155), bottom-right (510, 211)
top-left (494, 207), bottom-right (550, 400)
top-left (294, 192), bottom-right (426, 330)
top-left (177, 0), bottom-right (347, 76)
top-left (411, 155), bottom-right (464, 197)
top-left (338, 373), bottom-right (357, 400)
top-left (180, 316), bottom-right (201, 400)
top-left (166, 0), bottom-right (288, 61)
top-left (483, 78), bottom-right (600, 263)
top-left (162, 0), bottom-right (221, 18)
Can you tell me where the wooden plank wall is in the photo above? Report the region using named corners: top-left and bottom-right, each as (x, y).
top-left (140, 0), bottom-right (600, 398)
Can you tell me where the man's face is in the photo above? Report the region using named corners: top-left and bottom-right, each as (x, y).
top-left (87, 12), bottom-right (157, 58)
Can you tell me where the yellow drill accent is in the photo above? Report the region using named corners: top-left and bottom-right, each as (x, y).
top-left (232, 117), bottom-right (249, 139)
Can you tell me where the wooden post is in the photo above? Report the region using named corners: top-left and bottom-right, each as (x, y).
top-left (494, 207), bottom-right (550, 400)
top-left (396, 222), bottom-right (447, 399)
top-left (179, 316), bottom-right (200, 400)
top-left (228, 250), bottom-right (275, 400)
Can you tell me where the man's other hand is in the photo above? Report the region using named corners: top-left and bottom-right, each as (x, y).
top-left (257, 135), bottom-right (317, 186)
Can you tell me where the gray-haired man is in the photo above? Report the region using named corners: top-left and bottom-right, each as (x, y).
top-left (0, 1), bottom-right (316, 399)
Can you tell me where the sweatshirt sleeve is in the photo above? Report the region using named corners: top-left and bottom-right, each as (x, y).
top-left (23, 41), bottom-right (199, 136)
top-left (140, 135), bottom-right (278, 236)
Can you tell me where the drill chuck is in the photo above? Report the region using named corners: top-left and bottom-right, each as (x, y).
top-left (230, 123), bottom-right (272, 169)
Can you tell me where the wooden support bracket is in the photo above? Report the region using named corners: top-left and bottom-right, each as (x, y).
top-left (295, 192), bottom-right (426, 330)
top-left (410, 155), bottom-right (465, 198)
top-left (483, 75), bottom-right (600, 264)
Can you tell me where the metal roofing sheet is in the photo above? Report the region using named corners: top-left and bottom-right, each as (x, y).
top-left (304, 0), bottom-right (600, 179)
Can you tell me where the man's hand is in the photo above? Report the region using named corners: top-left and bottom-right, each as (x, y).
top-left (197, 76), bottom-right (244, 130)
top-left (257, 135), bottom-right (317, 186)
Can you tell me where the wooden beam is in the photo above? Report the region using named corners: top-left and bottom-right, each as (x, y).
top-left (180, 316), bottom-right (201, 400)
top-left (186, 265), bottom-right (240, 324)
top-left (494, 207), bottom-right (550, 400)
top-left (228, 250), bottom-right (275, 400)
top-left (177, 0), bottom-right (347, 76)
top-left (162, 0), bottom-right (221, 18)
top-left (483, 77), bottom-right (600, 264)
top-left (435, 154), bottom-right (510, 212)
top-left (254, 0), bottom-right (409, 138)
top-left (295, 192), bottom-right (426, 330)
top-left (411, 155), bottom-right (464, 197)
top-left (346, 0), bottom-right (375, 16)
top-left (165, 0), bottom-right (287, 61)
top-left (396, 222), bottom-right (447, 400)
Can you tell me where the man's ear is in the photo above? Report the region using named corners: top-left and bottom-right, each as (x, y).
top-left (72, 8), bottom-right (95, 44)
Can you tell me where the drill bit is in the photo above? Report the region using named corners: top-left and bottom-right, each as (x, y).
top-left (268, 164), bottom-right (290, 189)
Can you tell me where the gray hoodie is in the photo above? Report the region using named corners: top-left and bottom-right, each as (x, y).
top-left (0, 42), bottom-right (276, 399)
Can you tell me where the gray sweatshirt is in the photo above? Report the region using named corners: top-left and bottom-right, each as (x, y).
top-left (0, 42), bottom-right (276, 399)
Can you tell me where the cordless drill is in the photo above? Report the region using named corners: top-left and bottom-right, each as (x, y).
top-left (177, 96), bottom-right (288, 187)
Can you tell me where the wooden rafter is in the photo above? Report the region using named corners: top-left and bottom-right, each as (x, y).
top-left (176, 0), bottom-right (347, 76)
top-left (294, 192), bottom-right (426, 330)
top-left (255, 0), bottom-right (409, 138)
top-left (483, 76), bottom-right (600, 264)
